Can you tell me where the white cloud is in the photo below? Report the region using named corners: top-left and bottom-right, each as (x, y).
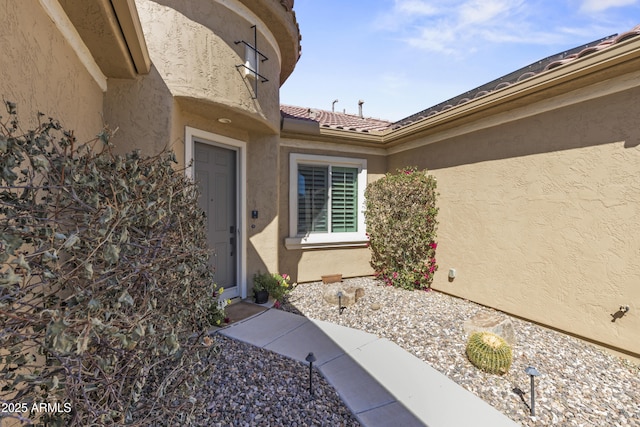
top-left (394, 0), bottom-right (439, 15)
top-left (374, 0), bottom-right (638, 60)
top-left (458, 0), bottom-right (515, 26)
top-left (386, 0), bottom-right (532, 55)
top-left (580, 0), bottom-right (639, 12)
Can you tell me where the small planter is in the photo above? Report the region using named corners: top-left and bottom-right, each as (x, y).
top-left (254, 290), bottom-right (269, 304)
top-left (321, 274), bottom-right (342, 284)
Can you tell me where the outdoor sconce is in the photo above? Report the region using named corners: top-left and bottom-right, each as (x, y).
top-left (448, 268), bottom-right (456, 279)
top-left (620, 305), bottom-right (630, 314)
top-left (305, 352), bottom-right (317, 399)
top-left (235, 25), bottom-right (269, 99)
top-left (524, 366), bottom-right (540, 417)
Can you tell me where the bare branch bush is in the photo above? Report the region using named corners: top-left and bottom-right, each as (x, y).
top-left (1, 102), bottom-right (224, 426)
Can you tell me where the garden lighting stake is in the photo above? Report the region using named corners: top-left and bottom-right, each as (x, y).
top-left (525, 366), bottom-right (540, 417)
top-left (305, 352), bottom-right (317, 399)
top-left (337, 291), bottom-right (344, 315)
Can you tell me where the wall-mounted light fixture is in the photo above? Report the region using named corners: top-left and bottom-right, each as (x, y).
top-left (235, 25), bottom-right (269, 99)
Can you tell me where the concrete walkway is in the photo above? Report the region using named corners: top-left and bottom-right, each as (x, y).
top-left (218, 308), bottom-right (521, 427)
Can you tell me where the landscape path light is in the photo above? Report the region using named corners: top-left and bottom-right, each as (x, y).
top-left (305, 352), bottom-right (317, 399)
top-left (525, 366), bottom-right (540, 417)
top-left (337, 291), bottom-right (345, 315)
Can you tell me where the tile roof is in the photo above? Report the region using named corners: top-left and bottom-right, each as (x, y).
top-left (392, 25), bottom-right (640, 129)
top-left (281, 24), bottom-right (640, 133)
top-left (280, 105), bottom-right (392, 132)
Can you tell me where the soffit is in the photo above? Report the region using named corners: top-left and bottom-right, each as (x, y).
top-left (59, 0), bottom-right (150, 78)
top-left (177, 97), bottom-right (279, 135)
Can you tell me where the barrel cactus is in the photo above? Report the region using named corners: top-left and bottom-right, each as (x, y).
top-left (466, 331), bottom-right (513, 375)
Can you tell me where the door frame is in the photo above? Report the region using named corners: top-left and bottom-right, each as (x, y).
top-left (185, 126), bottom-right (247, 299)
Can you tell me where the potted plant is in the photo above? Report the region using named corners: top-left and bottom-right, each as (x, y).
top-left (252, 271), bottom-right (293, 304)
top-left (252, 272), bottom-right (273, 304)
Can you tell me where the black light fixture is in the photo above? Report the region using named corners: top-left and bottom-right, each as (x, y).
top-left (337, 291), bottom-right (345, 315)
top-left (305, 352), bottom-right (317, 399)
top-left (524, 366), bottom-right (540, 417)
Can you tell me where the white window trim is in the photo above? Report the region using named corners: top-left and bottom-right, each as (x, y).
top-left (286, 153), bottom-right (368, 250)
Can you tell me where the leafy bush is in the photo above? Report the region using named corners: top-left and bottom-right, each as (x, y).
top-left (364, 166), bottom-right (438, 290)
top-left (253, 271), bottom-right (293, 302)
top-left (0, 102), bottom-right (224, 425)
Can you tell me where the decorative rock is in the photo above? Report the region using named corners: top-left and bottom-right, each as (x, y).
top-left (463, 311), bottom-right (516, 345)
top-left (370, 303), bottom-right (381, 311)
top-left (322, 283), bottom-right (365, 306)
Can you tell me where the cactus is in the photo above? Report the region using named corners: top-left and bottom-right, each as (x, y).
top-left (466, 331), bottom-right (513, 375)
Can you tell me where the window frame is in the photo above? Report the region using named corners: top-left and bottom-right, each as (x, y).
top-left (285, 153), bottom-right (368, 250)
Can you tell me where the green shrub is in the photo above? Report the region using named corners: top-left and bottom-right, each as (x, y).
top-left (253, 271), bottom-right (293, 302)
top-left (466, 331), bottom-right (513, 375)
top-left (0, 102), bottom-right (223, 425)
top-left (364, 166), bottom-right (438, 290)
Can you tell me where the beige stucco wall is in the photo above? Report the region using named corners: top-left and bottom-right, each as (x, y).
top-left (104, 68), bottom-right (177, 156)
top-left (104, 0), bottom-right (291, 295)
top-left (133, 0), bottom-right (282, 132)
top-left (0, 0), bottom-right (104, 141)
top-left (247, 134), bottom-right (280, 278)
top-left (388, 85), bottom-right (640, 356)
top-left (107, 0), bottom-right (286, 154)
top-left (278, 143), bottom-right (387, 283)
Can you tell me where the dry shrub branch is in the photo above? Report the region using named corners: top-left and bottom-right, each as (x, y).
top-left (0, 102), bottom-right (223, 426)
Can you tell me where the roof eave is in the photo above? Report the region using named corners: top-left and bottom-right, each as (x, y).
top-left (111, 0), bottom-right (151, 75)
top-left (383, 36), bottom-right (640, 147)
top-left (58, 0), bottom-right (151, 78)
top-left (281, 123), bottom-right (385, 147)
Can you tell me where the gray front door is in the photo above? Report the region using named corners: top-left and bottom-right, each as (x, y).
top-left (195, 142), bottom-right (238, 297)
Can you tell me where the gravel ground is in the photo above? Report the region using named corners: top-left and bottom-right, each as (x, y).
top-left (277, 277), bottom-right (640, 427)
top-left (195, 335), bottom-right (361, 426)
top-left (199, 277), bottom-right (638, 426)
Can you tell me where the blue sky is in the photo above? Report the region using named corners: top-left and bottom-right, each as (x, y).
top-left (279, 0), bottom-right (640, 122)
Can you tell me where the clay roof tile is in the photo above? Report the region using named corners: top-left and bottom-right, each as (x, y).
top-left (281, 23), bottom-right (640, 134)
top-left (280, 104), bottom-right (392, 132)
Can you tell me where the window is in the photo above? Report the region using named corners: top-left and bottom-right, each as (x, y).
top-left (286, 154), bottom-right (368, 250)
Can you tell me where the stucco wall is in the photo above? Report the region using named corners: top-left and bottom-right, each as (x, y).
top-left (107, 0), bottom-right (286, 155)
top-left (247, 134), bottom-right (280, 278)
top-left (278, 144), bottom-right (387, 283)
top-left (104, 68), bottom-right (176, 156)
top-left (114, 0), bottom-right (287, 295)
top-left (134, 0), bottom-right (281, 130)
top-left (0, 0), bottom-right (104, 140)
top-left (388, 86), bottom-right (640, 356)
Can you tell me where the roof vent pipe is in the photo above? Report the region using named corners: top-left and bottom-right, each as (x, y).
top-left (358, 100), bottom-right (364, 118)
top-left (332, 99), bottom-right (339, 112)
